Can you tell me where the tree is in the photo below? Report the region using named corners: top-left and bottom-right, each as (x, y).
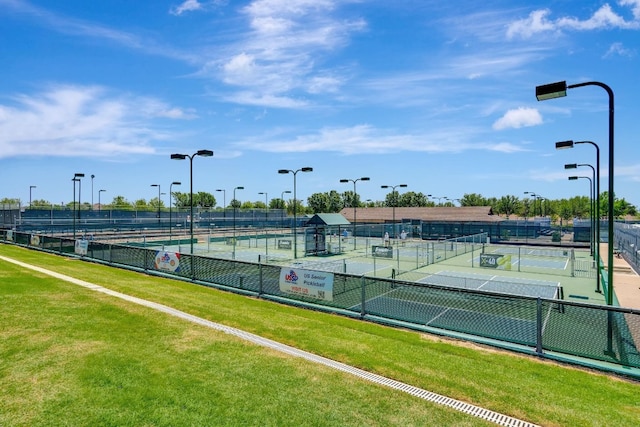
top-left (496, 195), bottom-right (520, 218)
top-left (149, 197), bottom-right (165, 209)
top-left (399, 191), bottom-right (429, 207)
top-left (111, 196), bottom-right (132, 210)
top-left (241, 201), bottom-right (254, 209)
top-left (134, 199), bottom-right (149, 210)
top-left (307, 192), bottom-right (330, 213)
top-left (460, 193), bottom-right (486, 206)
top-left (196, 192), bottom-right (216, 208)
top-left (229, 199), bottom-right (241, 209)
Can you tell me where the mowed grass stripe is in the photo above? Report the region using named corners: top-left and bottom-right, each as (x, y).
top-left (0, 249), bottom-right (490, 427)
top-left (1, 244), bottom-right (639, 426)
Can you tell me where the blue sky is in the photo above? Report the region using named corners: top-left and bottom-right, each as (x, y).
top-left (1, 0), bottom-right (639, 209)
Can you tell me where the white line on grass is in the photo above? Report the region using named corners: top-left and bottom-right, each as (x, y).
top-left (0, 254), bottom-right (539, 427)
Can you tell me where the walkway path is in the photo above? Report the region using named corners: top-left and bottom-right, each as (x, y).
top-left (0, 254), bottom-right (538, 427)
top-left (600, 243), bottom-right (640, 309)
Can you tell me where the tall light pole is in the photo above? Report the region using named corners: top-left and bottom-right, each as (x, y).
top-left (73, 173), bottom-right (84, 237)
top-left (569, 175), bottom-right (594, 259)
top-left (381, 184), bottom-right (407, 239)
top-left (151, 184), bottom-right (161, 224)
top-left (281, 190), bottom-right (291, 229)
top-left (233, 186), bottom-right (244, 259)
top-left (91, 174), bottom-right (95, 210)
top-left (278, 167), bottom-right (313, 259)
top-left (98, 189), bottom-right (106, 212)
top-left (258, 192), bottom-right (268, 224)
top-left (169, 181), bottom-right (181, 244)
top-left (557, 140), bottom-right (601, 289)
top-left (340, 176), bottom-right (370, 250)
top-left (215, 189), bottom-right (226, 222)
top-left (565, 163), bottom-right (596, 255)
top-left (432, 196), bottom-right (446, 206)
top-left (29, 185), bottom-right (36, 207)
top-left (536, 80), bottom-right (614, 307)
top-left (524, 191), bottom-right (539, 216)
top-left (171, 149), bottom-right (214, 258)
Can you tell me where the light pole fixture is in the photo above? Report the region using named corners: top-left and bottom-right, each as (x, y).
top-left (169, 181), bottom-right (181, 244)
top-left (232, 186), bottom-right (244, 259)
top-left (91, 174), bottom-right (95, 210)
top-left (171, 149), bottom-right (214, 259)
top-left (536, 79), bottom-right (614, 307)
top-left (569, 176), bottom-right (594, 261)
top-left (524, 191), bottom-right (540, 216)
top-left (215, 189), bottom-right (226, 221)
top-left (98, 189), bottom-right (106, 212)
top-left (278, 167), bottom-right (313, 259)
top-left (557, 140), bottom-right (601, 290)
top-left (29, 185), bottom-right (36, 207)
top-left (151, 184), bottom-right (161, 224)
top-left (341, 176), bottom-right (370, 250)
top-left (565, 163), bottom-right (597, 255)
top-left (432, 196), bottom-right (446, 206)
top-left (381, 184), bottom-right (407, 240)
top-left (72, 173), bottom-right (85, 238)
top-left (258, 192), bottom-right (268, 223)
top-left (281, 190), bottom-right (291, 229)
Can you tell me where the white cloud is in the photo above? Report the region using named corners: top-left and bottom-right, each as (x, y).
top-left (507, 3), bottom-right (640, 39)
top-left (170, 0), bottom-right (203, 16)
top-left (235, 124), bottom-right (527, 155)
top-left (493, 108), bottom-right (543, 130)
top-left (604, 42), bottom-right (635, 58)
top-left (0, 85), bottom-right (188, 159)
top-left (212, 0), bottom-right (365, 107)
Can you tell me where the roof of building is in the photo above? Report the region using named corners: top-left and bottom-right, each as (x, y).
top-left (305, 213), bottom-right (351, 226)
top-left (339, 206), bottom-right (503, 223)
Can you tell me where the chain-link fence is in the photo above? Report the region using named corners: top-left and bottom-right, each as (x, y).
top-left (2, 229), bottom-right (639, 374)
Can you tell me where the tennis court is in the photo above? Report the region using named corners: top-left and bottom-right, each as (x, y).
top-left (349, 283), bottom-right (559, 345)
top-left (413, 270), bottom-right (561, 299)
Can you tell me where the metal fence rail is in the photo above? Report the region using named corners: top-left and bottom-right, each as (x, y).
top-left (2, 230), bottom-right (639, 376)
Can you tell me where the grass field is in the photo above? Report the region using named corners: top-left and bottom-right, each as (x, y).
top-left (1, 244), bottom-right (639, 426)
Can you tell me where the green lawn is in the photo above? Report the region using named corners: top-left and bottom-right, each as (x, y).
top-left (1, 244), bottom-right (639, 426)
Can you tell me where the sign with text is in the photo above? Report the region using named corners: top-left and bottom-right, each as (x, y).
top-left (479, 253), bottom-right (511, 270)
top-left (279, 267), bottom-right (334, 301)
top-left (154, 251), bottom-right (181, 272)
top-left (278, 239), bottom-right (292, 250)
top-left (371, 245), bottom-right (394, 258)
top-left (74, 239), bottom-right (88, 256)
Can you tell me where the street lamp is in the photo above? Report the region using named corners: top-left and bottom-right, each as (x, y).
top-left (72, 173), bottom-right (84, 238)
top-left (171, 149), bottom-right (214, 259)
top-left (569, 176), bottom-right (594, 263)
top-left (98, 189), bottom-right (106, 212)
top-left (557, 140), bottom-right (601, 288)
top-left (232, 186), bottom-right (244, 259)
top-left (29, 185), bottom-right (36, 207)
top-left (91, 174), bottom-right (95, 210)
top-left (258, 192), bottom-right (268, 223)
top-left (565, 163), bottom-right (597, 256)
top-left (281, 190), bottom-right (291, 229)
top-left (151, 184), bottom-right (161, 224)
top-left (278, 167), bottom-right (313, 259)
top-left (340, 176), bottom-right (370, 250)
top-left (169, 181), bottom-right (181, 244)
top-left (381, 184), bottom-right (407, 239)
top-left (524, 191), bottom-right (541, 216)
top-left (215, 189), bottom-right (226, 222)
top-left (536, 80), bottom-right (615, 306)
top-left (432, 196), bottom-right (446, 206)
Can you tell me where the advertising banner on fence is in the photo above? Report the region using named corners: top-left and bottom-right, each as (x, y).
top-left (371, 245), bottom-right (393, 258)
top-left (74, 239), bottom-right (88, 256)
top-left (279, 267), bottom-right (334, 301)
top-left (30, 234), bottom-right (40, 246)
top-left (479, 253), bottom-right (511, 270)
top-left (154, 251), bottom-right (181, 272)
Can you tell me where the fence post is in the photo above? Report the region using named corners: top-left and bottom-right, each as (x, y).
top-left (258, 259), bottom-right (263, 296)
top-left (536, 297), bottom-right (543, 355)
top-left (360, 275), bottom-right (366, 317)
